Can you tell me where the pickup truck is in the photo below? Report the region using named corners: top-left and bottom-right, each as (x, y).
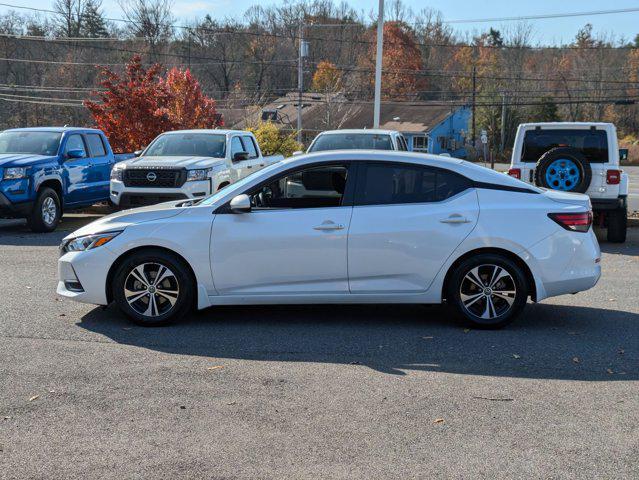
top-left (0, 127), bottom-right (133, 232)
top-left (507, 122), bottom-right (629, 242)
top-left (110, 129), bottom-right (284, 209)
top-left (305, 129), bottom-right (410, 153)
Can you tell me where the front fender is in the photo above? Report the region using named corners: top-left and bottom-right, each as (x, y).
top-left (32, 162), bottom-right (64, 194)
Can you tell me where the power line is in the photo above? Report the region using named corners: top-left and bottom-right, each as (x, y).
top-left (442, 7), bottom-right (639, 24)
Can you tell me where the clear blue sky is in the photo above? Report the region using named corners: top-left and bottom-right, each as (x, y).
top-left (3, 0), bottom-right (639, 45)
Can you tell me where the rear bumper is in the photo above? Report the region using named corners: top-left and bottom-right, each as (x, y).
top-left (591, 196), bottom-right (626, 211)
top-left (0, 192), bottom-right (33, 218)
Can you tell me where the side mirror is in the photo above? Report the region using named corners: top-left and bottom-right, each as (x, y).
top-left (233, 151), bottom-right (250, 162)
top-left (292, 150), bottom-right (304, 156)
top-left (66, 149), bottom-right (85, 159)
top-left (134, 149), bottom-right (144, 157)
top-left (229, 194), bottom-right (251, 213)
top-left (619, 148), bottom-right (629, 162)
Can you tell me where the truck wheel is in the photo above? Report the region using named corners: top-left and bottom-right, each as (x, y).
top-left (27, 187), bottom-right (61, 233)
top-left (534, 147), bottom-right (592, 193)
top-left (607, 207), bottom-right (627, 243)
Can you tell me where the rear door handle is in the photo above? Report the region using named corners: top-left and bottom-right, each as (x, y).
top-left (313, 221), bottom-right (345, 231)
top-left (440, 214), bottom-right (471, 224)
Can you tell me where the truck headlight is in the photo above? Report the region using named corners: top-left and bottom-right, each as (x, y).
top-left (186, 168), bottom-right (211, 182)
top-left (110, 167), bottom-right (124, 181)
top-left (62, 231), bottom-right (122, 253)
top-left (3, 167), bottom-right (28, 180)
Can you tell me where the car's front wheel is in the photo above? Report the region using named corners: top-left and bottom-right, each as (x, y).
top-left (112, 249), bottom-right (195, 326)
top-left (448, 254), bottom-right (528, 329)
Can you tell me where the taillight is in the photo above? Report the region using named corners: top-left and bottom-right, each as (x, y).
top-left (548, 212), bottom-right (593, 232)
top-left (508, 168), bottom-right (521, 179)
top-left (606, 169), bottom-right (621, 185)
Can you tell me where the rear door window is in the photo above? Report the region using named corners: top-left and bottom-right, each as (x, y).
top-left (521, 129), bottom-right (609, 163)
top-left (355, 162), bottom-right (472, 206)
top-left (241, 136), bottom-right (259, 159)
top-left (86, 134), bottom-right (107, 157)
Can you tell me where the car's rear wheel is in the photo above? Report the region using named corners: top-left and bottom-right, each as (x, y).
top-left (113, 250), bottom-right (194, 326)
top-left (27, 187), bottom-right (61, 232)
top-left (448, 254), bottom-right (528, 329)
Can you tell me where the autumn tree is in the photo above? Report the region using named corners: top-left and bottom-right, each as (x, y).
top-left (85, 55), bottom-right (222, 152)
top-left (311, 60), bottom-right (342, 93)
top-left (247, 122), bottom-right (302, 157)
top-left (360, 21), bottom-right (425, 99)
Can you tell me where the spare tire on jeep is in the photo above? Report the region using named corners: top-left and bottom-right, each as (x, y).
top-left (533, 147), bottom-right (592, 193)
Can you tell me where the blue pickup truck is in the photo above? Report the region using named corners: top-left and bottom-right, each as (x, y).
top-left (0, 127), bottom-right (132, 232)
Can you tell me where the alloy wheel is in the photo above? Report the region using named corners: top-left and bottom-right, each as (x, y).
top-left (124, 263), bottom-right (180, 317)
top-left (459, 264), bottom-right (517, 320)
top-left (42, 196), bottom-right (57, 226)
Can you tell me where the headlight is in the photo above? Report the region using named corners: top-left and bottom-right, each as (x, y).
top-left (110, 167), bottom-right (124, 181)
top-left (186, 168), bottom-right (211, 182)
top-left (63, 231), bottom-right (122, 253)
top-left (3, 167), bottom-right (28, 180)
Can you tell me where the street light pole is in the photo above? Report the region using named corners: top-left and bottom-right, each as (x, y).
top-left (297, 22), bottom-right (304, 144)
top-left (373, 0), bottom-right (384, 129)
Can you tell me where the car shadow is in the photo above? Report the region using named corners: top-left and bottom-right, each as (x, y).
top-left (77, 302), bottom-right (637, 380)
top-left (0, 214), bottom-right (102, 246)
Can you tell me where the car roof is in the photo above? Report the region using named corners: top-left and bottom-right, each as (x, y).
top-left (3, 127), bottom-right (103, 133)
top-left (518, 122), bottom-right (614, 128)
top-left (160, 129), bottom-right (250, 135)
top-left (316, 129), bottom-right (399, 136)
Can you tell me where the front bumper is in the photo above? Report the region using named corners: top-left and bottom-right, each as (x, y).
top-left (110, 179), bottom-right (211, 208)
top-left (57, 247), bottom-right (117, 305)
top-left (0, 192), bottom-right (33, 218)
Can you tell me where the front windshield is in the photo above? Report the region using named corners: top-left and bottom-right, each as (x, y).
top-left (309, 133), bottom-right (392, 152)
top-left (199, 161), bottom-right (283, 206)
top-left (144, 133), bottom-right (226, 158)
top-left (0, 131), bottom-right (61, 156)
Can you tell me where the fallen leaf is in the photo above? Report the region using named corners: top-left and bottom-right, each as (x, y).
top-left (49, 390), bottom-right (55, 393)
top-left (349, 361), bottom-right (361, 365)
top-left (607, 368), bottom-right (614, 375)
top-left (572, 357), bottom-right (580, 364)
top-left (463, 329), bottom-right (471, 333)
top-left (2, 416), bottom-right (10, 420)
top-left (227, 401), bottom-right (236, 406)
top-left (618, 349), bottom-right (625, 355)
top-left (28, 395), bottom-right (39, 402)
top-left (609, 298), bottom-right (616, 302)
top-left (207, 366), bottom-right (224, 370)
top-left (122, 327), bottom-right (132, 331)
top-left (433, 418), bottom-right (445, 424)
top-left (512, 354), bottom-right (521, 359)
top-left (59, 314), bottom-right (66, 317)
top-left (422, 336), bottom-right (434, 340)
top-left (179, 405), bottom-right (186, 410)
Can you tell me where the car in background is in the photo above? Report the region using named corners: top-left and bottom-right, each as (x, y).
top-left (0, 127), bottom-right (133, 232)
top-left (58, 151), bottom-right (600, 329)
top-left (110, 129), bottom-right (283, 209)
top-left (508, 122), bottom-right (629, 242)
top-left (306, 129), bottom-right (409, 153)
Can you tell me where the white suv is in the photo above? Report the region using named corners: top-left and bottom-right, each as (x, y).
top-left (508, 122), bottom-right (629, 242)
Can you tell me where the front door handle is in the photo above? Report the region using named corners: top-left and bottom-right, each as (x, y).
top-left (313, 221), bottom-right (345, 231)
top-left (440, 214), bottom-right (471, 224)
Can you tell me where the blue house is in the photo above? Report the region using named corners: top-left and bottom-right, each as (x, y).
top-left (338, 102), bottom-right (471, 158)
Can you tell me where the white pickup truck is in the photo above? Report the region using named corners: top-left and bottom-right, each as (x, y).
top-left (508, 122), bottom-right (629, 242)
top-left (110, 129), bottom-right (283, 208)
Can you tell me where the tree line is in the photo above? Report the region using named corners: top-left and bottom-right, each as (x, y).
top-left (0, 0), bottom-right (638, 156)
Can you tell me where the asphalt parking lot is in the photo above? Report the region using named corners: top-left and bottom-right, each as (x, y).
top-left (1, 214), bottom-right (638, 479)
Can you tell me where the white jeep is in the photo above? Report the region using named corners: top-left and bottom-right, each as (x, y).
top-left (110, 129), bottom-right (283, 209)
top-left (508, 122), bottom-right (629, 242)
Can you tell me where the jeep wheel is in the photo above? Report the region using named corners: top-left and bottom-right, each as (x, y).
top-left (607, 207), bottom-right (627, 243)
top-left (27, 187), bottom-right (61, 233)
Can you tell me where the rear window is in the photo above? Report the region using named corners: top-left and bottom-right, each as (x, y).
top-left (521, 129), bottom-right (609, 163)
top-left (309, 133), bottom-right (393, 152)
top-left (86, 134), bottom-right (107, 157)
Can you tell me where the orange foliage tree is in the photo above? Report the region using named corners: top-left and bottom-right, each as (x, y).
top-left (311, 60), bottom-right (342, 93)
top-left (84, 55), bottom-right (223, 152)
top-left (361, 21), bottom-right (425, 99)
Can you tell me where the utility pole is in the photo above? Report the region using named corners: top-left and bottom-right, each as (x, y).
top-left (471, 64), bottom-right (476, 149)
top-left (373, 0), bottom-right (384, 129)
top-left (297, 22), bottom-right (304, 144)
top-left (499, 92), bottom-right (506, 159)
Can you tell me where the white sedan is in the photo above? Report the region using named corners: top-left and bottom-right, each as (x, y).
top-left (57, 151), bottom-right (601, 329)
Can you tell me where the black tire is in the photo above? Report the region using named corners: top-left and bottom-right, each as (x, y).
top-left (534, 147), bottom-right (592, 193)
top-left (107, 198), bottom-right (120, 213)
top-left (447, 254), bottom-right (529, 329)
top-left (607, 207), bottom-right (627, 243)
top-left (113, 249), bottom-right (195, 326)
top-left (27, 187), bottom-right (61, 232)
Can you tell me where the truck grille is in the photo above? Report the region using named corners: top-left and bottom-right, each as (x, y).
top-left (123, 168), bottom-right (186, 188)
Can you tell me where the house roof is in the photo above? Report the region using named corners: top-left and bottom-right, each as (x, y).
top-left (219, 93), bottom-right (465, 135)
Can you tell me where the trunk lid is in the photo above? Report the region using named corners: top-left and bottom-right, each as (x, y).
top-left (542, 188), bottom-right (591, 210)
